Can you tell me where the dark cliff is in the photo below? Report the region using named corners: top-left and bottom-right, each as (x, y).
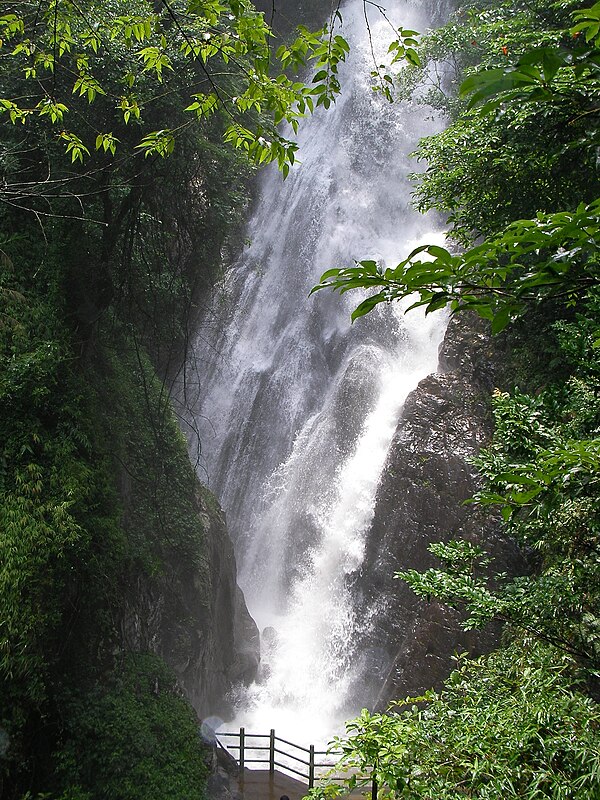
top-left (351, 314), bottom-right (525, 708)
top-left (117, 456), bottom-right (260, 720)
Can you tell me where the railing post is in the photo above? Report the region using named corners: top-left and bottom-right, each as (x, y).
top-left (371, 774), bottom-right (378, 800)
top-left (269, 729), bottom-right (275, 775)
top-left (309, 744), bottom-right (315, 788)
top-left (239, 727), bottom-right (245, 771)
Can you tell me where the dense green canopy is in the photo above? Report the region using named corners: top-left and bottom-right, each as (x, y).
top-left (311, 0), bottom-right (600, 797)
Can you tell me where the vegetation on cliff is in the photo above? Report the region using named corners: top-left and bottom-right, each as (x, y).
top-left (311, 0), bottom-right (600, 797)
top-left (0, 2), bottom-right (280, 797)
top-left (0, 235), bottom-right (216, 798)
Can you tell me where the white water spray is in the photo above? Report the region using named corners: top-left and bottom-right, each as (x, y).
top-left (182, 0), bottom-right (448, 749)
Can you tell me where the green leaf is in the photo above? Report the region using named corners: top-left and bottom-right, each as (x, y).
top-left (491, 306), bottom-right (512, 334)
top-left (351, 292), bottom-right (387, 320)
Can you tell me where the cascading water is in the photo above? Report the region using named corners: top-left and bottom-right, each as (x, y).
top-left (182, 0), bottom-right (449, 747)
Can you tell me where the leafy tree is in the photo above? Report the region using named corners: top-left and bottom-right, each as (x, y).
top-left (0, 0), bottom-right (350, 177)
top-left (312, 201), bottom-right (600, 332)
top-left (308, 2), bottom-right (600, 798)
top-left (310, 645), bottom-right (600, 800)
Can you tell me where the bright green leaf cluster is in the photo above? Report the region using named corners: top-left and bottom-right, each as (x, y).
top-left (572, 1), bottom-right (600, 43)
top-left (370, 28), bottom-right (421, 102)
top-left (310, 645), bottom-right (600, 800)
top-left (0, 0), bottom-right (357, 170)
top-left (313, 201), bottom-right (600, 331)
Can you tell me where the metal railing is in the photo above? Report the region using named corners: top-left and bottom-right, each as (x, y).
top-left (217, 727), bottom-right (377, 797)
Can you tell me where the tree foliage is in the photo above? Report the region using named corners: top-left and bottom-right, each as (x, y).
top-left (310, 645), bottom-right (600, 800)
top-left (309, 1), bottom-right (600, 797)
top-left (0, 0), bottom-right (420, 186)
top-left (313, 201), bottom-right (600, 332)
top-left (0, 0), bottom-right (348, 175)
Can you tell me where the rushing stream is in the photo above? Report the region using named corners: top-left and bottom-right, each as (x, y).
top-left (182, 0), bottom-right (448, 748)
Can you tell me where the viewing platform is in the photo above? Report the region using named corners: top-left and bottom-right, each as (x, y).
top-left (217, 728), bottom-right (376, 800)
top-left (238, 767), bottom-right (312, 799)
top-left (237, 767), bottom-right (367, 799)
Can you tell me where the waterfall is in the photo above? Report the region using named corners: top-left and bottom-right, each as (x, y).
top-left (182, 0), bottom-right (448, 747)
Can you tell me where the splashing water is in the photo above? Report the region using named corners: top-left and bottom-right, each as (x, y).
top-left (182, 0), bottom-right (448, 749)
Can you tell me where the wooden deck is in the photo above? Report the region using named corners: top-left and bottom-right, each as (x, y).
top-left (238, 768), bottom-right (307, 800)
top-left (237, 768), bottom-right (369, 799)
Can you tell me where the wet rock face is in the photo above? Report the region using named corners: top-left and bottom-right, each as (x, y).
top-left (253, 0), bottom-right (328, 34)
top-left (119, 486), bottom-right (260, 719)
top-left (205, 743), bottom-right (243, 800)
top-left (352, 313), bottom-right (525, 709)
